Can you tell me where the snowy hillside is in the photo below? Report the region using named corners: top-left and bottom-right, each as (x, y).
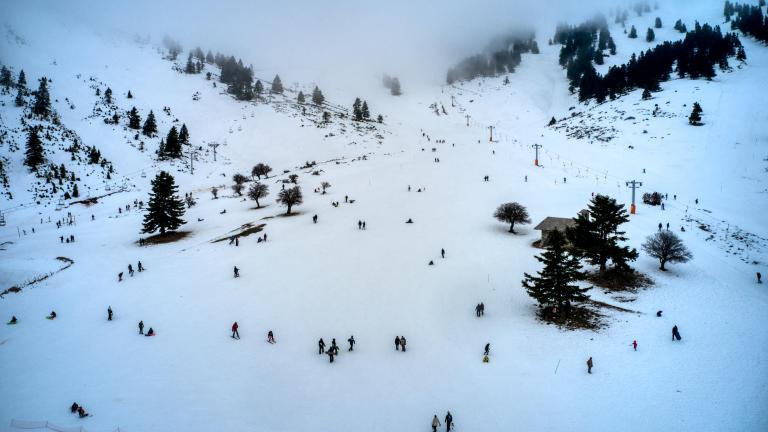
top-left (1, 1), bottom-right (767, 432)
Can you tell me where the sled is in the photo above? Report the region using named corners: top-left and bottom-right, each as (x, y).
top-left (7, 321), bottom-right (18, 325)
top-left (675, 334), bottom-right (682, 341)
top-left (266, 339), bottom-right (275, 344)
top-left (46, 316), bottom-right (55, 320)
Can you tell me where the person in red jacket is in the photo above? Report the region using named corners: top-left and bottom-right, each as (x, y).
top-left (232, 322), bottom-right (240, 339)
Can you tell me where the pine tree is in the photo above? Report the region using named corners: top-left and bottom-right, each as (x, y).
top-left (178, 124), bottom-right (189, 145)
top-left (17, 70), bottom-right (26, 88)
top-left (271, 74), bottom-right (284, 93)
top-left (104, 87), bottom-right (113, 104)
top-left (142, 110), bottom-right (158, 136)
top-left (0, 66), bottom-right (12, 89)
top-left (185, 53), bottom-right (196, 74)
top-left (205, 50), bottom-right (214, 63)
top-left (72, 183), bottom-right (79, 198)
top-left (608, 37), bottom-right (617, 55)
top-left (642, 88), bottom-right (652, 99)
top-left (163, 126), bottom-right (181, 158)
top-left (361, 101), bottom-right (370, 120)
top-left (297, 91), bottom-right (305, 104)
top-left (142, 171), bottom-right (186, 234)
top-left (646, 28), bottom-right (655, 42)
top-left (522, 230), bottom-right (587, 314)
top-left (594, 50), bottom-right (604, 65)
top-left (736, 46), bottom-right (746, 61)
top-left (628, 25), bottom-right (638, 38)
top-left (312, 86), bottom-right (325, 105)
top-left (353, 97), bottom-right (363, 121)
top-left (655, 17), bottom-right (662, 28)
top-left (24, 127), bottom-right (45, 171)
top-left (390, 78), bottom-right (402, 96)
top-left (128, 107), bottom-right (142, 129)
top-left (32, 77), bottom-right (51, 118)
top-left (254, 80), bottom-right (264, 98)
top-left (688, 102), bottom-right (703, 125)
top-left (14, 87), bottom-right (24, 107)
top-left (566, 194), bottom-right (638, 273)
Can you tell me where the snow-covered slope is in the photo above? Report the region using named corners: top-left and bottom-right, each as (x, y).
top-left (1, 1), bottom-right (767, 431)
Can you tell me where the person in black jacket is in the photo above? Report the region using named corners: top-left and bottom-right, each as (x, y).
top-left (318, 338), bottom-right (326, 354)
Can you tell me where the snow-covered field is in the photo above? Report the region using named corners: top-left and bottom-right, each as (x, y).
top-left (1, 1), bottom-right (767, 431)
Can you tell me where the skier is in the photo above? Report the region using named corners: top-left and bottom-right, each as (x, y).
top-left (672, 325), bottom-right (681, 341)
top-left (348, 335), bottom-right (355, 351)
top-left (107, 306), bottom-right (113, 321)
top-left (432, 415), bottom-right (441, 432)
top-left (47, 311), bottom-right (57, 320)
top-left (395, 336), bottom-right (401, 351)
top-left (318, 338), bottom-right (326, 354)
top-left (70, 402), bottom-right (79, 413)
top-left (8, 316), bottom-right (18, 325)
top-left (128, 264), bottom-right (134, 277)
top-left (138, 261), bottom-right (144, 272)
top-left (267, 330), bottom-right (275, 343)
top-left (77, 406), bottom-right (89, 418)
top-left (445, 411), bottom-right (453, 431)
top-left (138, 320), bottom-right (144, 335)
top-left (234, 266), bottom-right (240, 278)
top-left (118, 272), bottom-right (123, 282)
top-left (758, 272), bottom-right (762, 284)
top-left (587, 357), bottom-right (593, 374)
top-left (632, 340), bottom-right (638, 351)
top-left (232, 322), bottom-right (240, 339)
top-left (441, 248), bottom-right (445, 258)
top-left (313, 214), bottom-right (318, 224)
top-left (400, 336), bottom-right (407, 352)
top-left (484, 343), bottom-right (490, 356)
top-left (146, 327), bottom-right (155, 337)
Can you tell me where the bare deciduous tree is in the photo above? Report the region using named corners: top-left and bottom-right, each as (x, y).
top-left (247, 182), bottom-right (269, 208)
top-left (232, 173), bottom-right (248, 196)
top-left (251, 163), bottom-right (272, 180)
top-left (321, 182), bottom-right (331, 194)
top-left (494, 202), bottom-right (531, 234)
top-left (277, 186), bottom-right (303, 215)
top-left (642, 231), bottom-right (692, 271)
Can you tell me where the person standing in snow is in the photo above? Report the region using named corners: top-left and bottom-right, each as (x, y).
top-left (138, 320), bottom-right (144, 335)
top-left (313, 214), bottom-right (318, 223)
top-left (400, 336), bottom-right (407, 352)
top-left (362, 221), bottom-right (366, 230)
top-left (233, 266), bottom-right (240, 278)
top-left (138, 261), bottom-right (144, 272)
top-left (587, 357), bottom-right (593, 374)
top-left (480, 302), bottom-right (485, 316)
top-left (77, 405), bottom-right (88, 418)
top-left (444, 411), bottom-right (453, 431)
top-left (70, 402), bottom-right (79, 413)
top-left (318, 338), bottom-right (326, 354)
top-left (672, 325), bottom-right (681, 341)
top-left (348, 335), bottom-right (355, 351)
top-left (331, 338), bottom-right (338, 353)
top-left (328, 349), bottom-right (336, 363)
top-left (267, 330), bottom-right (275, 343)
top-left (441, 248), bottom-right (445, 258)
top-left (484, 343), bottom-right (490, 356)
top-left (118, 272), bottom-right (123, 282)
top-left (358, 220), bottom-right (362, 230)
top-left (107, 306), bottom-right (113, 321)
top-left (232, 322), bottom-right (240, 339)
top-left (632, 340), bottom-right (638, 351)
top-left (432, 415), bottom-right (441, 432)
top-left (128, 264), bottom-right (134, 277)
top-left (758, 272), bottom-right (762, 284)
top-left (475, 304), bottom-right (481, 317)
top-left (395, 336), bottom-right (401, 351)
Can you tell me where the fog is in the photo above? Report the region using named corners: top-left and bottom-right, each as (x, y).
top-left (7, 0), bottom-right (614, 89)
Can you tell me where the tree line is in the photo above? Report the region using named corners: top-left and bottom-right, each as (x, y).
top-left (725, 1), bottom-right (768, 42)
top-left (446, 33), bottom-right (539, 84)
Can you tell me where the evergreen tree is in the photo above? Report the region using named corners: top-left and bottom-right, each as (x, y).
top-left (163, 126), bottom-right (181, 158)
top-left (566, 194), bottom-right (638, 273)
top-left (142, 171), bottom-right (186, 234)
top-left (128, 107), bottom-right (142, 129)
top-left (178, 124), bottom-right (189, 145)
top-left (104, 87), bottom-right (113, 104)
top-left (628, 25), bottom-right (638, 38)
top-left (312, 86), bottom-right (325, 105)
top-left (142, 110), bottom-right (158, 136)
top-left (72, 183), bottom-right (79, 198)
top-left (594, 50), bottom-right (605, 65)
top-left (205, 50), bottom-right (215, 63)
top-left (353, 97), bottom-right (363, 121)
top-left (642, 88), bottom-right (652, 99)
top-left (736, 46), bottom-right (746, 61)
top-left (17, 70), bottom-right (26, 88)
top-left (608, 37), bottom-right (617, 55)
top-left (688, 102), bottom-right (703, 125)
top-left (390, 78), bottom-right (402, 96)
top-left (271, 74), bottom-right (284, 93)
top-left (0, 66), bottom-right (12, 89)
top-left (32, 77), bottom-right (51, 118)
top-left (185, 53), bottom-right (196, 74)
top-left (24, 127), bottom-right (45, 171)
top-left (297, 91), bottom-right (305, 104)
top-left (254, 80), bottom-right (264, 98)
top-left (522, 230), bottom-right (588, 314)
top-left (646, 28), bottom-right (655, 42)
top-left (361, 101), bottom-right (370, 120)
top-left (14, 87), bottom-right (24, 107)
top-left (655, 17), bottom-right (662, 28)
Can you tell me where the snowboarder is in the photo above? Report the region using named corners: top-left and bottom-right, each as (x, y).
top-left (400, 336), bottom-right (407, 352)
top-left (395, 336), bottom-right (401, 351)
top-left (758, 272), bottom-right (762, 284)
top-left (146, 327), bottom-right (155, 336)
top-left (234, 266), bottom-right (240, 278)
top-left (318, 338), bottom-right (326, 354)
top-left (118, 272), bottom-right (123, 282)
top-left (432, 415), bottom-right (441, 432)
top-left (47, 311), bottom-right (57, 320)
top-left (138, 320), bottom-right (144, 335)
top-left (632, 340), bottom-right (638, 351)
top-left (672, 325), bottom-right (681, 341)
top-left (348, 335), bottom-right (355, 351)
top-left (441, 248), bottom-right (445, 258)
top-left (267, 330), bottom-right (275, 343)
top-left (128, 264), bottom-right (134, 276)
top-left (484, 343), bottom-right (490, 356)
top-left (445, 411), bottom-right (453, 431)
top-left (138, 261), bottom-right (144, 272)
top-left (77, 406), bottom-right (89, 418)
top-left (8, 316), bottom-right (18, 325)
top-left (70, 402), bottom-right (79, 413)
top-left (232, 322), bottom-right (240, 339)
top-left (107, 306), bottom-right (113, 321)
top-left (313, 214), bottom-right (318, 223)
top-left (587, 357), bottom-right (593, 374)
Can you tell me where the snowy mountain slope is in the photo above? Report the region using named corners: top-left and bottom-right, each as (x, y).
top-left (1, 1), bottom-right (767, 432)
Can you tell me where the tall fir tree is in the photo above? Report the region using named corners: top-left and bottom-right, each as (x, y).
top-left (104, 87), bottom-right (113, 104)
top-left (254, 80), bottom-right (264, 98)
top-left (628, 25), bottom-right (638, 38)
top-left (353, 97), bottom-right (363, 121)
top-left (271, 74), bottom-right (284, 93)
top-left (178, 124), bottom-right (189, 145)
top-left (24, 127), bottom-right (45, 171)
top-left (654, 17), bottom-right (662, 28)
top-left (32, 77), bottom-right (51, 118)
top-left (17, 70), bottom-right (26, 88)
top-left (390, 78), bottom-right (401, 96)
top-left (522, 230), bottom-right (587, 315)
top-left (0, 66), bottom-right (12, 89)
top-left (361, 100), bottom-right (370, 120)
top-left (142, 171), bottom-right (186, 234)
top-left (185, 53), bottom-right (196, 74)
top-left (142, 110), bottom-right (158, 136)
top-left (297, 91), bottom-right (305, 104)
top-left (566, 194), bottom-right (638, 273)
top-left (688, 102), bottom-right (703, 125)
top-left (14, 87), bottom-right (24, 107)
top-left (311, 86), bottom-right (325, 105)
top-left (646, 28), bottom-right (655, 42)
top-left (128, 107), bottom-right (142, 129)
top-left (163, 126), bottom-right (181, 158)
